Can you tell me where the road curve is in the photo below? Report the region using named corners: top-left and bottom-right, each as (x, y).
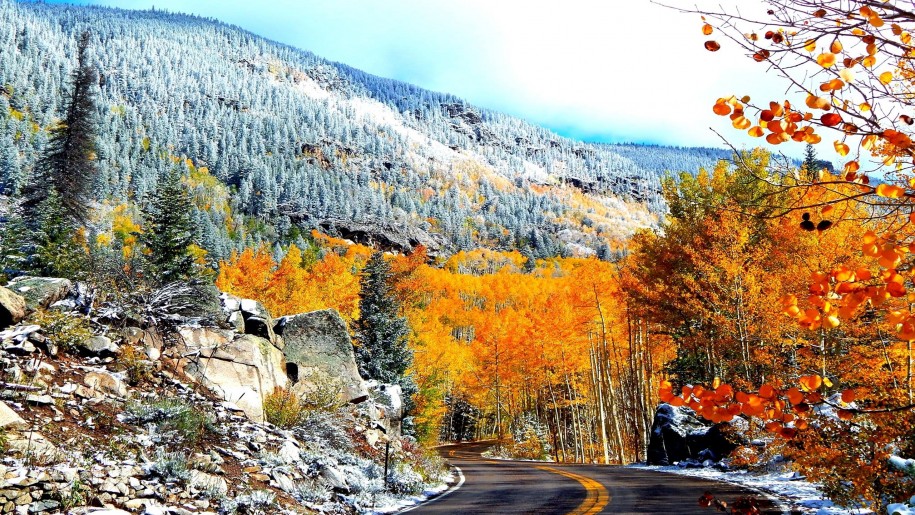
top-left (405, 442), bottom-right (784, 515)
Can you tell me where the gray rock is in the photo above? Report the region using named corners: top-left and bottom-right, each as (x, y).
top-left (270, 470), bottom-right (295, 494)
top-left (0, 286), bottom-right (26, 330)
top-left (278, 440), bottom-right (300, 464)
top-left (278, 309), bottom-right (368, 403)
top-left (370, 382), bottom-right (404, 436)
top-left (78, 336), bottom-right (120, 356)
top-left (320, 466), bottom-right (349, 492)
top-left (27, 500), bottom-right (60, 513)
top-left (5, 277), bottom-right (73, 311)
top-left (0, 401), bottom-right (26, 430)
top-left (25, 394), bottom-right (53, 405)
top-left (83, 370), bottom-right (129, 398)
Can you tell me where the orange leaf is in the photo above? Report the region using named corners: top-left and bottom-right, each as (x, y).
top-left (841, 389), bottom-right (855, 403)
top-left (834, 141), bottom-right (850, 156)
top-left (705, 40), bottom-right (721, 51)
top-left (702, 23), bottom-right (713, 36)
top-left (799, 374), bottom-right (823, 392)
top-left (821, 113), bottom-right (842, 126)
top-left (713, 102), bottom-right (732, 116)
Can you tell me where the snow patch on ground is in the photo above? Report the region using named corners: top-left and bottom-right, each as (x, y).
top-left (630, 464), bottom-right (873, 514)
top-left (368, 468), bottom-right (458, 514)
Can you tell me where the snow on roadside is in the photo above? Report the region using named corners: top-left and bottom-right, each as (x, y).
top-left (368, 469), bottom-right (458, 514)
top-left (629, 464), bottom-right (872, 514)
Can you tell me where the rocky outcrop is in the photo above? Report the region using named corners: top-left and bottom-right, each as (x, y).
top-left (369, 382), bottom-right (404, 437)
top-left (276, 309), bottom-right (368, 404)
top-left (647, 403), bottom-right (744, 466)
top-left (5, 277), bottom-right (73, 312)
top-left (240, 299), bottom-right (278, 346)
top-left (175, 328), bottom-right (287, 422)
top-left (0, 286), bottom-right (26, 330)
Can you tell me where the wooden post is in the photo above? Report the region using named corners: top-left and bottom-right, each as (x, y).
top-left (384, 441), bottom-right (391, 491)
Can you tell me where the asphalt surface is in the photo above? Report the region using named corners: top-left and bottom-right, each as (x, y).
top-left (404, 442), bottom-right (785, 515)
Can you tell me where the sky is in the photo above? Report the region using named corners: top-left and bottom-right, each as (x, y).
top-left (42, 0), bottom-right (790, 151)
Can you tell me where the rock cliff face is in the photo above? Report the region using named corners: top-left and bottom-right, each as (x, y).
top-left (0, 277), bottom-right (438, 514)
top-left (173, 328), bottom-right (288, 423)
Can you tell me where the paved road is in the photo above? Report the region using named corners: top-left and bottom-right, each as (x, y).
top-left (405, 442), bottom-right (784, 515)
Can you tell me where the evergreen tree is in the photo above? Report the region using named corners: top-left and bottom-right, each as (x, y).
top-left (22, 31), bottom-right (98, 226)
top-left (355, 251), bottom-right (418, 431)
top-left (801, 143), bottom-right (834, 180)
top-left (140, 168), bottom-right (197, 284)
top-left (32, 189), bottom-right (87, 277)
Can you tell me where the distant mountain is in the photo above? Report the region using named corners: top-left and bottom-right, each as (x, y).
top-left (0, 0), bottom-right (734, 259)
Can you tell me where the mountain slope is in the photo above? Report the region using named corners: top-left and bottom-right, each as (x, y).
top-left (0, 0), bottom-right (725, 259)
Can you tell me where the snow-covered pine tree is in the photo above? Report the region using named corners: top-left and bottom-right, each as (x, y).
top-left (355, 251), bottom-right (418, 433)
top-left (140, 168), bottom-right (197, 284)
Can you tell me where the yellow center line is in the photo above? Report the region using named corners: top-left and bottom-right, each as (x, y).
top-left (535, 466), bottom-right (610, 515)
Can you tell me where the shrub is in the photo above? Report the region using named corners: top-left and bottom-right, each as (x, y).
top-left (222, 489), bottom-right (276, 515)
top-left (149, 451), bottom-right (190, 482)
top-left (115, 345), bottom-right (153, 385)
top-left (29, 309), bottom-right (92, 352)
top-left (124, 396), bottom-right (213, 446)
top-left (263, 387), bottom-right (304, 428)
top-left (297, 369), bottom-right (345, 413)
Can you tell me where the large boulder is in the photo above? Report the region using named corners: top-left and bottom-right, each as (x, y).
top-left (647, 403), bottom-right (745, 466)
top-left (647, 403), bottom-right (710, 465)
top-left (276, 309), bottom-right (368, 403)
top-left (0, 286), bottom-right (26, 330)
top-left (178, 328), bottom-right (288, 422)
top-left (5, 277), bottom-right (73, 311)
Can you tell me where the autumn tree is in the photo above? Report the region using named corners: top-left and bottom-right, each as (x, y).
top-left (658, 2), bottom-right (915, 509)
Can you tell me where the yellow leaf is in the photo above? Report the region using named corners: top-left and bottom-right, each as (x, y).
top-left (879, 71), bottom-right (893, 84)
top-left (876, 183), bottom-right (906, 198)
top-left (834, 140), bottom-right (850, 156)
top-left (804, 39), bottom-right (816, 52)
top-left (817, 52), bottom-right (836, 68)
